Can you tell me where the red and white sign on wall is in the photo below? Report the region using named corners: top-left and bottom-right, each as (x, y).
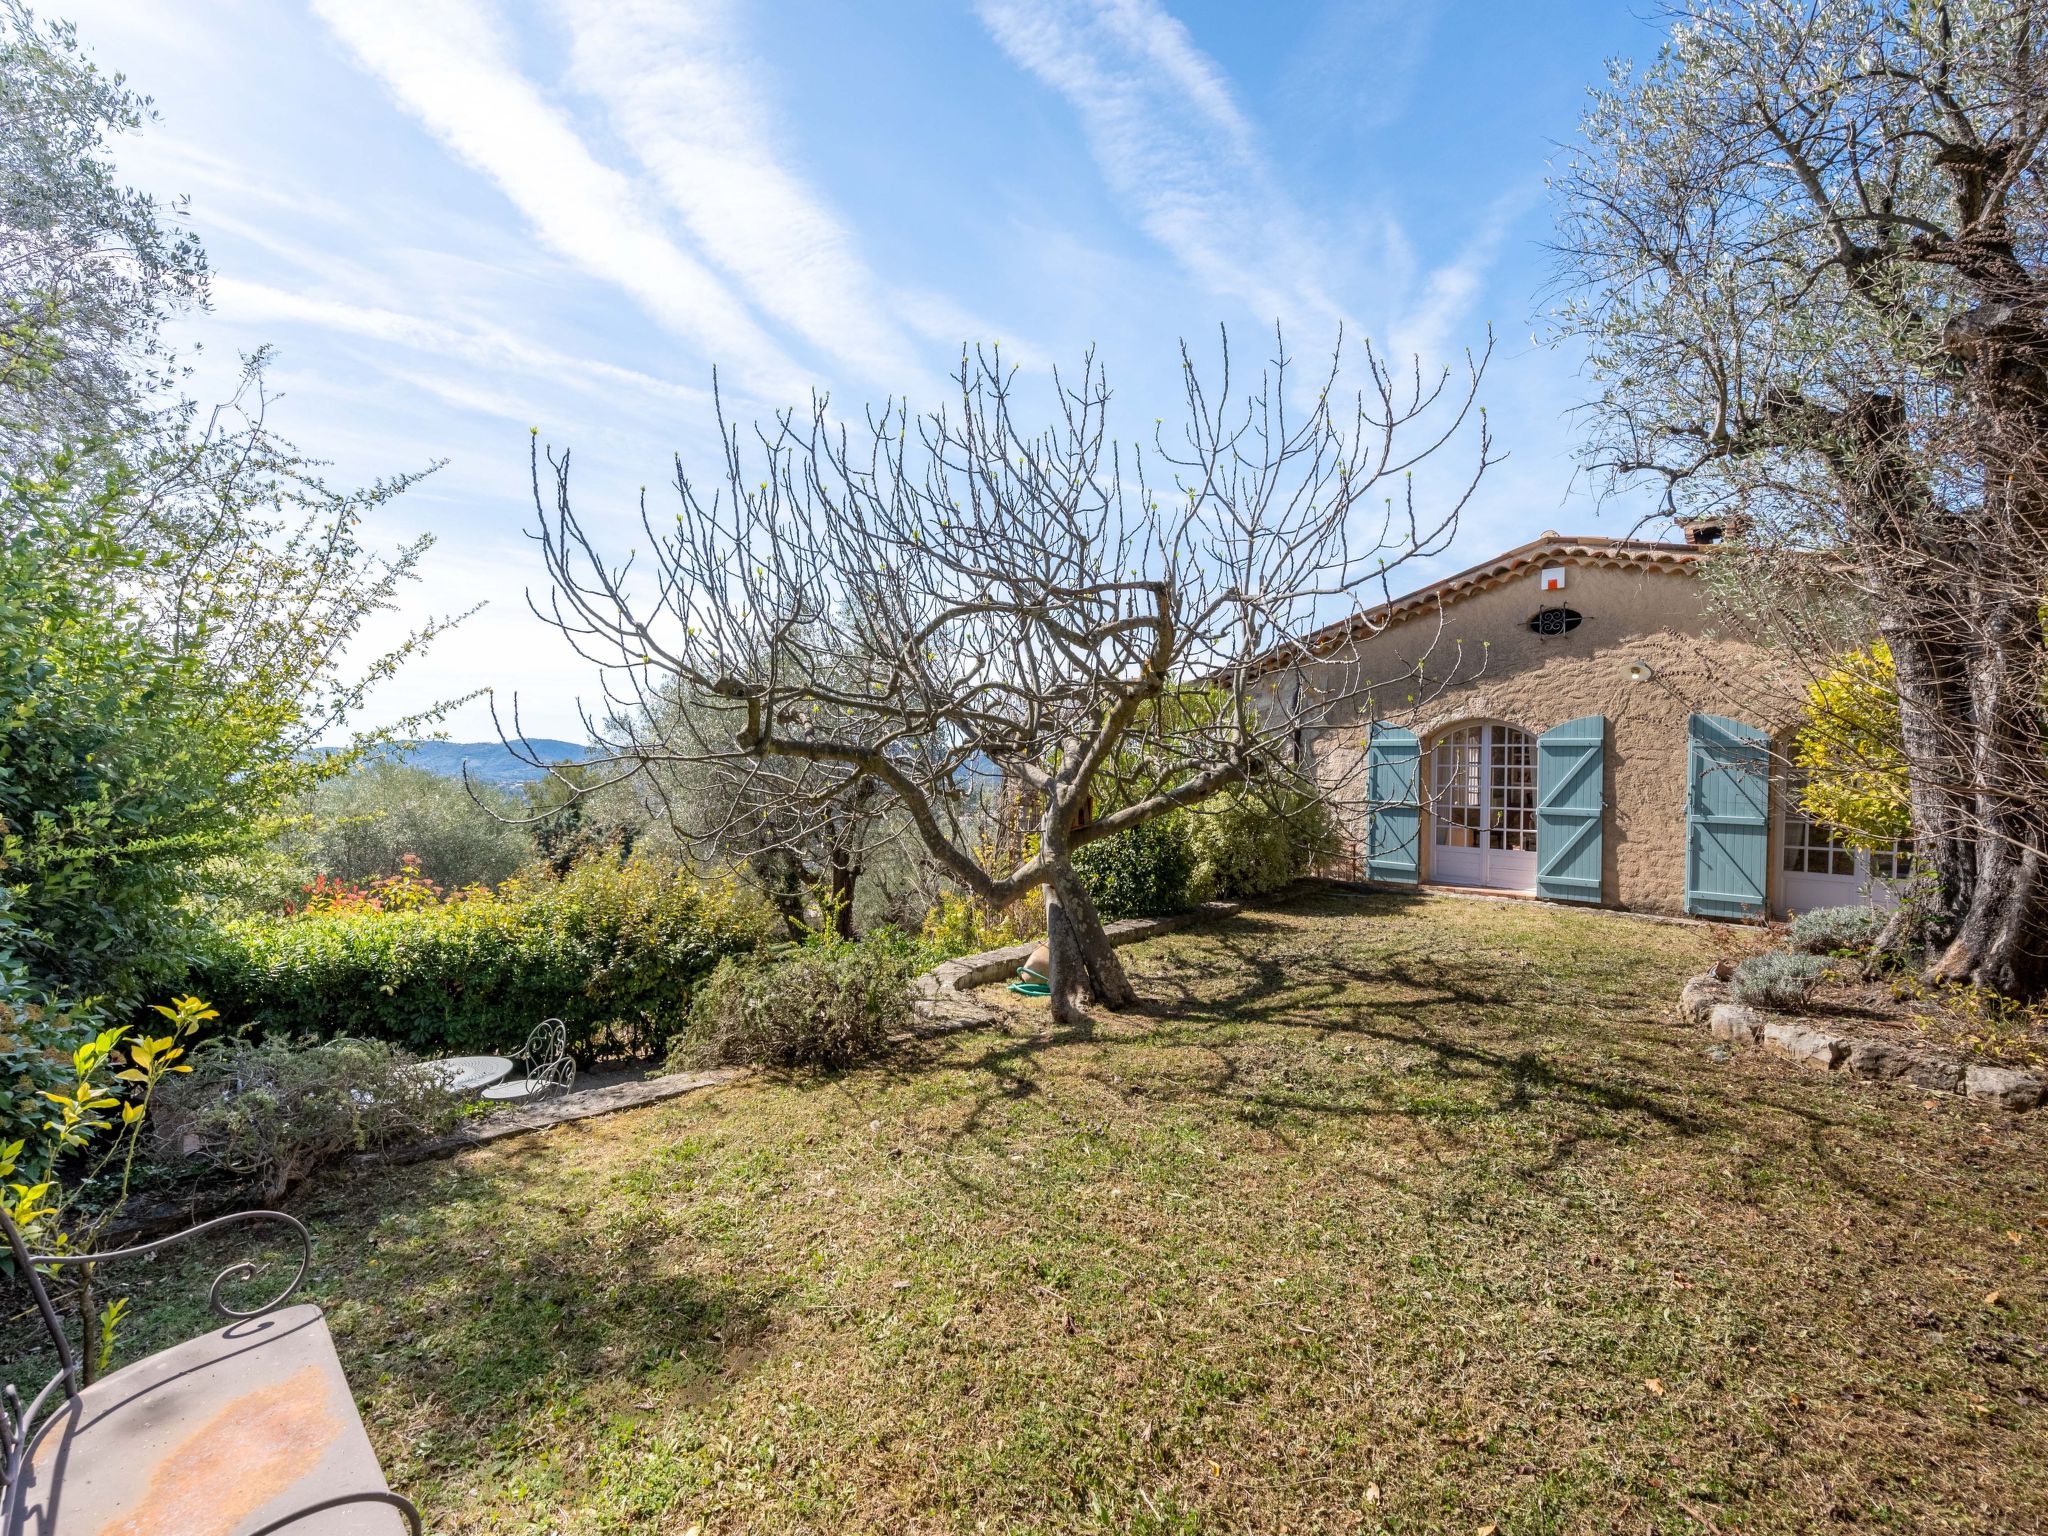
top-left (1541, 566), bottom-right (1566, 592)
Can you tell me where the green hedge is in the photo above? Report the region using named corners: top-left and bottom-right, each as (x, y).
top-left (1074, 812), bottom-right (1197, 918)
top-left (187, 857), bottom-right (777, 1059)
top-left (1074, 775), bottom-right (1340, 919)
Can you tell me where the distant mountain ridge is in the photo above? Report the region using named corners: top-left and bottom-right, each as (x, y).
top-left (374, 739), bottom-right (595, 786)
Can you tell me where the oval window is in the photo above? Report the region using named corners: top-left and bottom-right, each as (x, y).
top-left (1529, 607), bottom-right (1582, 637)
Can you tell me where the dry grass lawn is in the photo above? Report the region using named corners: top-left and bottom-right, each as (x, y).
top-left (41, 890), bottom-right (2048, 1534)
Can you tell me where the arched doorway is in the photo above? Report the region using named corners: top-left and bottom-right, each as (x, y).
top-left (1428, 723), bottom-right (1537, 891)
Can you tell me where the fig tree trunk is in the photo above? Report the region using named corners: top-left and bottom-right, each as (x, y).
top-left (1040, 807), bottom-right (1136, 1026)
top-left (826, 847), bottom-right (860, 942)
top-left (749, 847), bottom-right (811, 942)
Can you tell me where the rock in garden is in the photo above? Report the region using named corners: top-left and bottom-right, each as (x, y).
top-left (1707, 1002), bottom-right (1765, 1045)
top-left (1845, 1039), bottom-right (1915, 1080)
top-left (1905, 1057), bottom-right (1964, 1094)
top-left (1761, 1021), bottom-right (1847, 1069)
top-left (1678, 972), bottom-right (1730, 1025)
top-left (1963, 1065), bottom-right (2047, 1112)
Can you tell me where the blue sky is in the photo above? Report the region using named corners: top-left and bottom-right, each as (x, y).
top-left (78, 0), bottom-right (1661, 739)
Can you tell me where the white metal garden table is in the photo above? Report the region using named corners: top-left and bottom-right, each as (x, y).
top-left (405, 1054), bottom-right (513, 1097)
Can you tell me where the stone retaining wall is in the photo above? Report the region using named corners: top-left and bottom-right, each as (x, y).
top-left (1676, 967), bottom-right (2046, 1112)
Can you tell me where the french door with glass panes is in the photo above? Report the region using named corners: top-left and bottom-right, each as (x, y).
top-left (1429, 724), bottom-right (1537, 891)
top-left (1779, 768), bottom-right (1914, 915)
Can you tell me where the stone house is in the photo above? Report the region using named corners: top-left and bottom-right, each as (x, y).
top-left (1273, 530), bottom-right (1910, 921)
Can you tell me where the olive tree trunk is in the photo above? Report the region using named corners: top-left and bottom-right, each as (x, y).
top-left (1925, 589), bottom-right (2048, 994)
top-left (826, 846), bottom-right (860, 942)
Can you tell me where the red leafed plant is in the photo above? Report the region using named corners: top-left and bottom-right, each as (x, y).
top-left (291, 854), bottom-right (448, 915)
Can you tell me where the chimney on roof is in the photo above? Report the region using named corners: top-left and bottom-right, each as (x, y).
top-left (1676, 514), bottom-right (1743, 546)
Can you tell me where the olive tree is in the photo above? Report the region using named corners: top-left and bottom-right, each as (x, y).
top-left (0, 2), bottom-right (463, 1000)
top-left (1555, 0), bottom-right (2048, 994)
top-left (584, 678), bottom-right (913, 941)
top-left (0, 2), bottom-right (205, 458)
top-left (527, 331), bottom-right (1490, 1021)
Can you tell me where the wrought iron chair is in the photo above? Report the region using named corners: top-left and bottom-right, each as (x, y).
top-left (479, 1017), bottom-right (576, 1105)
top-left (1, 1203), bottom-right (421, 1534)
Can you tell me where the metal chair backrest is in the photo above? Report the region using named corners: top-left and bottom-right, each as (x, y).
top-left (515, 1018), bottom-right (574, 1100)
top-left (1, 1198), bottom-right (80, 1400)
top-left (518, 1018), bottom-right (567, 1069)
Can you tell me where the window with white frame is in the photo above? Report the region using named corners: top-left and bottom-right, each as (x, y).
top-left (1783, 768), bottom-right (1914, 880)
top-left (1433, 725), bottom-right (1483, 848)
top-left (1431, 724), bottom-right (1535, 851)
top-left (1490, 727), bottom-right (1536, 852)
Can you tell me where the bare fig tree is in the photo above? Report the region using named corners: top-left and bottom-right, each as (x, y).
top-left (1555, 0), bottom-right (2048, 994)
top-left (525, 331), bottom-right (1490, 1021)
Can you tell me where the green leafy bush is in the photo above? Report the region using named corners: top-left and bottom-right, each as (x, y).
top-left (0, 475), bottom-right (230, 1004)
top-left (150, 1034), bottom-right (468, 1199)
top-left (914, 890), bottom-right (1040, 965)
top-left (1068, 773), bottom-right (1338, 921)
top-left (188, 855), bottom-right (776, 1059)
top-left (670, 945), bottom-right (912, 1071)
top-left (1187, 778), bottom-right (1340, 901)
top-left (0, 996), bottom-right (98, 1184)
top-left (0, 14), bottom-right (457, 1010)
top-left (0, 897), bottom-right (102, 1180)
top-left (1730, 951), bottom-right (1830, 1010)
top-left (1074, 813), bottom-right (1196, 918)
top-left (193, 846), bottom-right (324, 918)
top-left (1787, 905), bottom-right (1883, 956)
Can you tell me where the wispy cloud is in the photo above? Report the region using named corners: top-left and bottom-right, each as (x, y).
top-left (141, 137), bottom-right (360, 229)
top-left (1282, 0), bottom-right (1441, 137)
top-left (976, 0), bottom-right (1342, 331)
top-left (213, 276), bottom-right (711, 407)
top-left (977, 0), bottom-right (1520, 373)
top-left (381, 367), bottom-right (545, 423)
top-left (555, 0), bottom-right (935, 397)
top-left (309, 0), bottom-right (806, 400)
top-left (1388, 184), bottom-right (1534, 363)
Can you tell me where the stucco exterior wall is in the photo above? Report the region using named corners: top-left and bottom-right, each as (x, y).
top-left (1291, 555), bottom-right (1789, 916)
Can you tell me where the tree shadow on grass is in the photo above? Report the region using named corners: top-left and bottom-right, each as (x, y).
top-left (349, 1205), bottom-right (775, 1425)
top-left (917, 898), bottom-right (1930, 1217)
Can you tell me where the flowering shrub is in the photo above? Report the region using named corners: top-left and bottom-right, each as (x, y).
top-left (1794, 643), bottom-right (1911, 848)
top-left (189, 855), bottom-right (777, 1059)
top-left (1187, 777), bottom-right (1340, 901)
top-left (290, 853), bottom-right (466, 915)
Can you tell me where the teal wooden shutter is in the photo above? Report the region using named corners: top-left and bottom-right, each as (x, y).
top-left (1685, 713), bottom-right (1770, 919)
top-left (1365, 723), bottom-right (1421, 884)
top-left (1536, 715), bottom-right (1605, 903)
